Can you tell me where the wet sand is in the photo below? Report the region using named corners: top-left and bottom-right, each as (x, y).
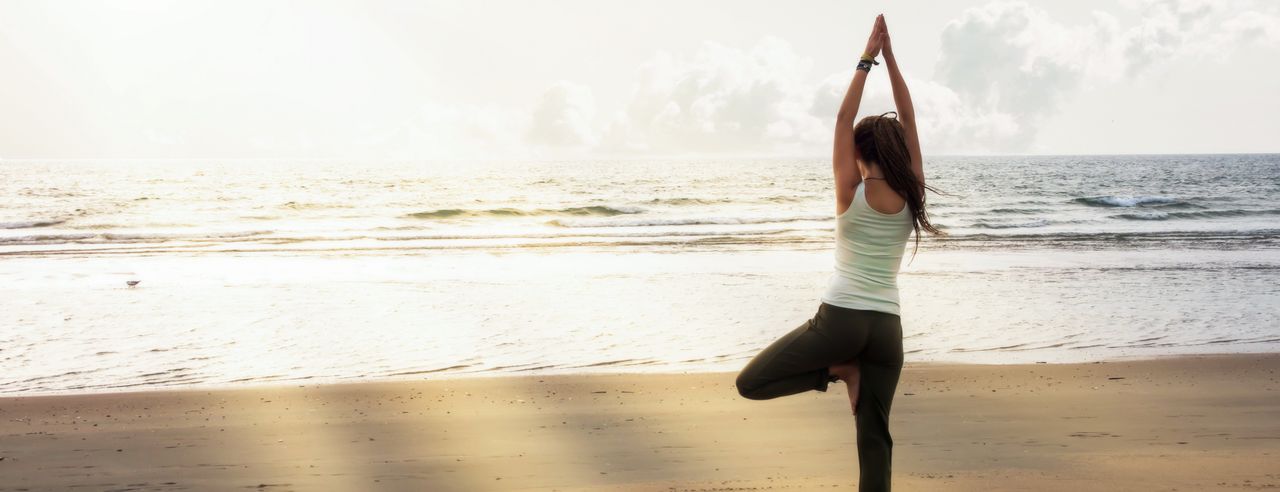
top-left (1, 353), bottom-right (1277, 491)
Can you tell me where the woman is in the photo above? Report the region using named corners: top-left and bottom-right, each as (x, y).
top-left (734, 14), bottom-right (941, 492)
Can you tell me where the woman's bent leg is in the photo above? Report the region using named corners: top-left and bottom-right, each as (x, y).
top-left (735, 305), bottom-right (870, 400)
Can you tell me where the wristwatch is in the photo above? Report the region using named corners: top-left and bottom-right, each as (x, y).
top-left (856, 59), bottom-right (875, 72)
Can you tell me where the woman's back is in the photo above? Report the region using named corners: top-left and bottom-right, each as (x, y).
top-left (821, 180), bottom-right (913, 316)
top-left (737, 15), bottom-right (933, 491)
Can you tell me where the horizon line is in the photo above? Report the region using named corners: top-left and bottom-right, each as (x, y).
top-left (1, 151), bottom-right (1278, 163)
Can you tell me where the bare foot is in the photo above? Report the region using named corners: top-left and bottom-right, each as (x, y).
top-left (828, 360), bottom-right (861, 415)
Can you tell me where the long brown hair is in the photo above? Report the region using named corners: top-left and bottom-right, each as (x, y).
top-left (852, 111), bottom-right (943, 256)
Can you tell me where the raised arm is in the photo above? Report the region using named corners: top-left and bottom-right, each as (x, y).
top-left (833, 14), bottom-right (886, 216)
top-left (880, 18), bottom-right (924, 189)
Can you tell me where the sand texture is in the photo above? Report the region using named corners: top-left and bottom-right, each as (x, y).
top-left (1, 354), bottom-right (1277, 491)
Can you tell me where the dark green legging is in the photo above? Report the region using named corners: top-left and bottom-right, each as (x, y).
top-left (735, 302), bottom-right (904, 492)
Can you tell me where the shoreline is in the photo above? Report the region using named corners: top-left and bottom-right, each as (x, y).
top-left (5, 350), bottom-right (1276, 400)
top-left (7, 245), bottom-right (1279, 396)
top-left (2, 353), bottom-right (1276, 491)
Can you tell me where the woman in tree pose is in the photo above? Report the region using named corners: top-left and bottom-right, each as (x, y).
top-left (735, 14), bottom-right (941, 492)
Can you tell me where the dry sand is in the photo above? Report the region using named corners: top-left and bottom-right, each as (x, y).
top-left (1, 354), bottom-right (1277, 491)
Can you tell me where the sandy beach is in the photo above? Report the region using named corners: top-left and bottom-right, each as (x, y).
top-left (1, 353), bottom-right (1277, 491)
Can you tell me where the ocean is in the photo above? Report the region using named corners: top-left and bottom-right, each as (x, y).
top-left (3, 154), bottom-right (1278, 394)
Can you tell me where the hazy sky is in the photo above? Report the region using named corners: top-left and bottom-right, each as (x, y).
top-left (1, 0), bottom-right (1277, 159)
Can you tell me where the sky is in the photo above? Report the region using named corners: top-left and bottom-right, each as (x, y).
top-left (0, 0), bottom-right (1277, 160)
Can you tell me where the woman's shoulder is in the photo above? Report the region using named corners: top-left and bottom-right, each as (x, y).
top-left (861, 180), bottom-right (908, 216)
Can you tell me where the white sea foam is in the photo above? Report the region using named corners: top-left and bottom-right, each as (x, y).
top-left (547, 214), bottom-right (830, 228)
top-left (1074, 195), bottom-right (1178, 207)
top-left (0, 218), bottom-right (67, 229)
top-left (969, 218), bottom-right (1051, 229)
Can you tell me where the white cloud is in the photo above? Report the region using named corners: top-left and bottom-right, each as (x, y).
top-left (922, 0), bottom-right (1280, 152)
top-left (1217, 9), bottom-right (1280, 47)
top-left (372, 101), bottom-right (529, 161)
top-left (1, 1), bottom-right (1275, 159)
top-left (406, 0), bottom-right (1280, 158)
top-left (1119, 0), bottom-right (1231, 75)
top-left (931, 2), bottom-right (1087, 151)
top-left (596, 36), bottom-right (827, 156)
top-left (526, 80), bottom-right (598, 148)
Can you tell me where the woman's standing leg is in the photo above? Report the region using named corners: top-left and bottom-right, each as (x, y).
top-left (853, 312), bottom-right (904, 492)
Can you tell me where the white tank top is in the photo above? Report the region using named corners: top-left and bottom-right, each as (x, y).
top-left (820, 180), bottom-right (913, 315)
